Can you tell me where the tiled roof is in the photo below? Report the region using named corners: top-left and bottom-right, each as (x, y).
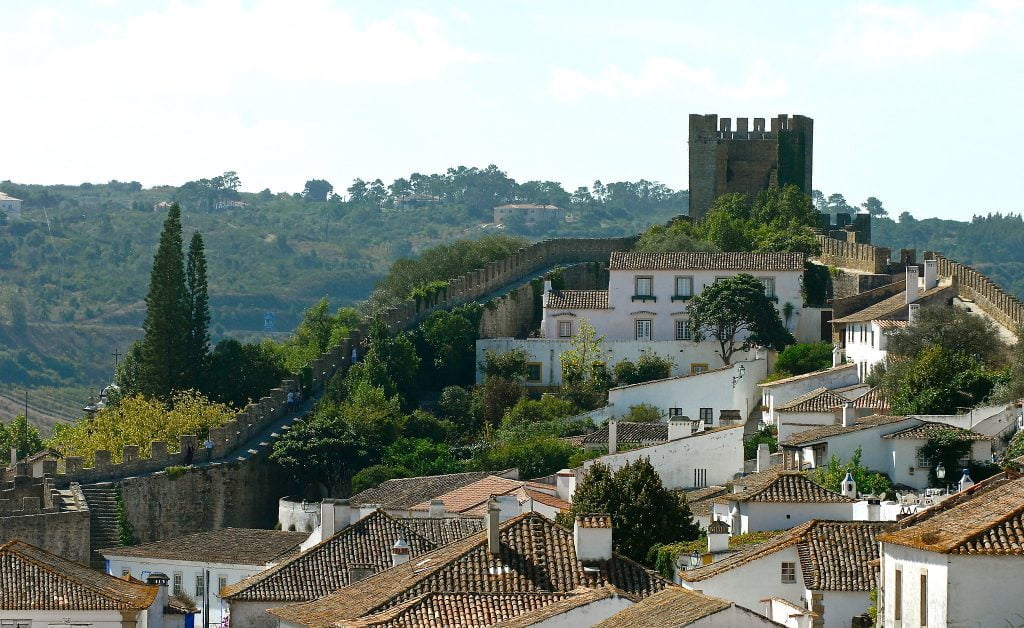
top-left (780, 415), bottom-right (912, 447)
top-left (776, 387), bottom-right (849, 413)
top-left (881, 422), bottom-right (990, 441)
top-left (681, 520), bottom-right (889, 589)
top-left (679, 486), bottom-right (729, 518)
top-left (719, 471), bottom-right (853, 504)
top-left (591, 586), bottom-right (745, 627)
top-left (879, 473), bottom-right (1024, 555)
top-left (101, 528), bottom-right (308, 565)
top-left (523, 488), bottom-right (571, 511)
top-left (758, 363), bottom-right (857, 388)
top-left (852, 387), bottom-right (889, 410)
top-left (338, 591), bottom-right (576, 627)
top-left (580, 422), bottom-right (668, 445)
top-left (221, 511), bottom-right (482, 602)
top-left (409, 476), bottom-right (526, 515)
top-left (495, 586), bottom-right (632, 628)
top-left (349, 471), bottom-right (494, 509)
top-left (268, 513), bottom-right (668, 627)
top-left (576, 514), bottom-right (613, 528)
top-left (831, 285), bottom-right (949, 324)
top-left (545, 290), bottom-right (610, 310)
top-left (0, 540), bottom-right (158, 611)
top-left (876, 319), bottom-right (910, 330)
top-left (608, 251), bottom-right (805, 272)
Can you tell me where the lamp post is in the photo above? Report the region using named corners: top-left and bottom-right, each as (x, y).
top-left (936, 463), bottom-right (947, 496)
top-left (732, 364), bottom-right (746, 388)
top-left (689, 550), bottom-right (701, 570)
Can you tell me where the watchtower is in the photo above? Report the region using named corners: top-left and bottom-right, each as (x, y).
top-left (688, 114), bottom-right (813, 220)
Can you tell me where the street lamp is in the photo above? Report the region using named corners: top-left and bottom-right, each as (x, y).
top-left (935, 463), bottom-right (945, 480)
top-left (689, 550), bottom-right (701, 569)
top-left (732, 364), bottom-right (746, 388)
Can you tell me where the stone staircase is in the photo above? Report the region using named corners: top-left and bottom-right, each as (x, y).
top-left (82, 483), bottom-right (120, 570)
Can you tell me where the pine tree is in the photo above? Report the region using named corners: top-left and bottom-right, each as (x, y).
top-left (185, 231), bottom-right (211, 389)
top-left (138, 203), bottom-right (190, 399)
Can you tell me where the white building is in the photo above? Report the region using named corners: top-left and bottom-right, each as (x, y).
top-left (780, 414), bottom-right (993, 490)
top-left (679, 520), bottom-right (890, 628)
top-left (593, 586), bottom-right (783, 627)
top-left (1, 539), bottom-right (192, 628)
top-left (877, 473), bottom-right (1024, 627)
top-left (493, 203), bottom-right (566, 225)
top-left (102, 528), bottom-right (308, 628)
top-left (710, 469), bottom-right (856, 533)
top-left (759, 363), bottom-right (863, 426)
top-left (540, 251), bottom-right (815, 344)
top-left (773, 386), bottom-right (868, 441)
top-left (0, 192), bottom-right (21, 220)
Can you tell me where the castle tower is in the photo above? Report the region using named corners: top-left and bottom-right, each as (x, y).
top-left (688, 113), bottom-right (813, 220)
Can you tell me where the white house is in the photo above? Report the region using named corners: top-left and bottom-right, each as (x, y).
top-left (584, 424), bottom-right (744, 490)
top-left (102, 528), bottom-right (308, 628)
top-left (679, 520), bottom-right (890, 628)
top-left (0, 192), bottom-right (21, 220)
top-left (493, 203), bottom-right (566, 225)
top-left (593, 586), bottom-right (784, 627)
top-left (540, 251), bottom-right (815, 344)
top-left (759, 363), bottom-right (862, 426)
top-left (710, 469), bottom-right (856, 533)
top-left (1, 539), bottom-right (192, 628)
top-left (877, 472), bottom-right (1024, 627)
top-left (774, 386), bottom-right (864, 441)
top-left (780, 413), bottom-right (993, 490)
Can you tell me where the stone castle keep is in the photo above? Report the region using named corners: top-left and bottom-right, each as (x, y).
top-left (688, 113), bottom-right (814, 220)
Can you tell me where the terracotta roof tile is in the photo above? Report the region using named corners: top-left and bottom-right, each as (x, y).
top-left (221, 511), bottom-right (482, 602)
top-left (349, 472), bottom-right (495, 509)
top-left (0, 540), bottom-right (158, 611)
top-left (880, 422), bottom-right (990, 441)
top-left (409, 476), bottom-right (526, 514)
top-left (579, 422), bottom-right (668, 445)
top-left (591, 586), bottom-right (737, 626)
top-left (576, 514), bottom-right (613, 528)
top-left (494, 586), bottom-right (631, 628)
top-left (523, 488), bottom-right (570, 511)
top-left (101, 528), bottom-right (308, 565)
top-left (831, 285), bottom-right (950, 324)
top-left (780, 415), bottom-right (913, 447)
top-left (852, 387), bottom-right (889, 411)
top-left (337, 591), bottom-right (576, 627)
top-left (608, 251), bottom-right (805, 272)
top-left (758, 363), bottom-right (857, 388)
top-left (719, 471), bottom-right (853, 504)
top-left (879, 473), bottom-right (1024, 555)
top-left (545, 290), bottom-right (610, 310)
top-left (776, 387), bottom-right (849, 413)
top-left (268, 513), bottom-right (668, 627)
top-left (679, 486), bottom-right (729, 518)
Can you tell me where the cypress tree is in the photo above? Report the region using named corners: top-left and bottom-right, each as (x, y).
top-left (138, 203), bottom-right (190, 399)
top-left (185, 231), bottom-right (211, 389)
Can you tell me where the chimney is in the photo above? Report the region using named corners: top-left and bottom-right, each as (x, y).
top-left (146, 573), bottom-right (170, 628)
top-left (320, 498), bottom-right (351, 539)
top-left (841, 471), bottom-right (857, 499)
top-left (924, 259), bottom-right (938, 291)
top-left (542, 280), bottom-right (552, 308)
top-left (555, 469), bottom-right (577, 503)
top-left (668, 416), bottom-right (690, 441)
top-left (391, 537), bottom-right (410, 567)
top-left (486, 497), bottom-right (501, 555)
top-left (906, 266), bottom-right (920, 304)
top-left (832, 345), bottom-right (843, 367)
top-left (607, 420), bottom-right (618, 454)
top-left (574, 514), bottom-right (613, 562)
top-left (359, 503), bottom-right (381, 521)
top-left (543, 280), bottom-right (552, 294)
top-left (908, 303), bottom-right (920, 325)
top-left (756, 443), bottom-right (771, 473)
top-left (706, 519), bottom-right (730, 554)
top-left (495, 494), bottom-right (520, 521)
top-left (347, 563), bottom-right (376, 584)
top-left (9, 446), bottom-right (15, 466)
top-left (428, 499), bottom-right (445, 518)
top-left (841, 402), bottom-right (855, 428)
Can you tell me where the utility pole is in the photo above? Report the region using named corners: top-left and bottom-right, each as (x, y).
top-left (24, 390), bottom-right (28, 422)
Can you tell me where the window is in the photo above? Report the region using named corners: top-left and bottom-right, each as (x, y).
top-left (668, 407), bottom-right (684, 417)
top-left (674, 276), bottom-right (693, 298)
top-left (634, 276), bottom-right (653, 296)
top-left (693, 468), bottom-right (707, 487)
top-left (691, 363), bottom-right (708, 374)
top-left (920, 571), bottom-right (928, 627)
top-left (218, 575), bottom-right (228, 597)
top-left (675, 319), bottom-right (692, 340)
top-left (173, 571), bottom-right (183, 596)
top-left (781, 561), bottom-right (796, 583)
top-left (635, 319), bottom-right (652, 340)
top-left (760, 277), bottom-right (776, 298)
top-left (700, 408), bottom-right (713, 425)
top-left (894, 568), bottom-right (903, 621)
top-left (558, 320), bottom-right (572, 338)
top-left (122, 568), bottom-right (131, 578)
top-left (196, 573), bottom-right (205, 598)
top-left (0, 621), bottom-right (31, 628)
top-left (525, 363), bottom-right (542, 383)
top-left (916, 447), bottom-right (931, 468)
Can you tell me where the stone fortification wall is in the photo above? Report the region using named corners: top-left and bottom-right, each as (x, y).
top-left (815, 236), bottom-right (890, 274)
top-left (0, 471), bottom-right (89, 563)
top-left (929, 252), bottom-right (1024, 330)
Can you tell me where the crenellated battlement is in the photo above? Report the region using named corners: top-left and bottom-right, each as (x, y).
top-left (689, 113), bottom-right (813, 141)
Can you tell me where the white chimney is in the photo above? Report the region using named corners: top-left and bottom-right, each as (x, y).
top-left (841, 402), bottom-right (855, 428)
top-left (302, 498), bottom-right (352, 551)
top-left (906, 266), bottom-right (920, 304)
top-left (832, 345), bottom-right (843, 367)
top-left (146, 573), bottom-right (170, 628)
top-left (359, 503), bottom-right (381, 521)
top-left (756, 443), bottom-right (771, 473)
top-left (542, 280), bottom-right (553, 308)
top-left (908, 303), bottom-right (921, 325)
top-left (486, 497), bottom-right (501, 555)
top-left (9, 446), bottom-right (16, 466)
top-left (428, 499), bottom-right (445, 518)
top-left (706, 519), bottom-right (730, 554)
top-left (543, 280), bottom-right (552, 294)
top-left (495, 494), bottom-right (520, 521)
top-left (573, 514), bottom-right (613, 562)
top-left (347, 563), bottom-right (375, 584)
top-left (555, 469), bottom-right (577, 503)
top-left (607, 420), bottom-right (618, 454)
top-left (841, 471), bottom-right (857, 499)
top-left (924, 259), bottom-right (938, 291)
top-left (668, 416), bottom-right (690, 441)
top-left (391, 537), bottom-right (410, 567)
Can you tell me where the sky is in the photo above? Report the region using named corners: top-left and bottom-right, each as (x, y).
top-left (2, 0), bottom-right (1023, 221)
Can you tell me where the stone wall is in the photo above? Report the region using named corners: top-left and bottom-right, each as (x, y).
top-left (0, 506), bottom-right (90, 563)
top-left (815, 236), bottom-right (890, 274)
top-left (929, 252), bottom-right (1024, 330)
top-left (830, 270), bottom-right (896, 300)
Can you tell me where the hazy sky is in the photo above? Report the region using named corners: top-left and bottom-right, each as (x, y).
top-left (2, 1), bottom-right (1022, 220)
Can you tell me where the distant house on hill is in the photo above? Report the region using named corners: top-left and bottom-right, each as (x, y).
top-left (394, 193), bottom-right (441, 209)
top-left (0, 192), bottom-right (22, 220)
top-left (493, 203), bottom-right (566, 225)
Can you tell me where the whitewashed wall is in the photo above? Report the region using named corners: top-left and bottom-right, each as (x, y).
top-left (944, 553), bottom-right (1024, 627)
top-left (880, 543), bottom-right (949, 628)
top-left (527, 595), bottom-right (635, 627)
top-left (843, 321), bottom-right (889, 382)
top-left (734, 501), bottom-right (855, 534)
top-left (777, 409), bottom-right (836, 441)
top-left (761, 364), bottom-right (860, 425)
top-left (681, 545), bottom-right (804, 613)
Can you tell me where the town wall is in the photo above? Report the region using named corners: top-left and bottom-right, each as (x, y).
top-left (815, 236), bottom-right (890, 274)
top-left (0, 476), bottom-right (90, 563)
top-left (929, 251), bottom-right (1024, 330)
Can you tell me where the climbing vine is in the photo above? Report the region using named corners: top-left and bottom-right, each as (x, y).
top-left (114, 486), bottom-right (137, 546)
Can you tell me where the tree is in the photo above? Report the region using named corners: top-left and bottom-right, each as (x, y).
top-left (883, 346), bottom-right (1000, 415)
top-left (826, 193), bottom-right (853, 215)
top-left (887, 304), bottom-right (1007, 368)
top-left (0, 414), bottom-right (44, 460)
top-left (472, 436), bottom-right (580, 478)
top-left (559, 319), bottom-right (614, 409)
top-left (418, 306), bottom-right (480, 387)
top-left (354, 319), bottom-right (422, 409)
top-left (807, 447), bottom-right (892, 496)
top-left (919, 430), bottom-right (974, 488)
top-left (861, 197), bottom-right (887, 217)
top-left (204, 339), bottom-right (288, 408)
top-left (383, 437), bottom-right (460, 477)
top-left (774, 343), bottom-right (833, 376)
top-left (303, 179), bottom-right (334, 202)
top-left (437, 385), bottom-right (479, 437)
top-left (185, 232), bottom-right (210, 389)
top-left (270, 410), bottom-right (369, 496)
top-left (351, 464), bottom-right (408, 494)
top-left (562, 459), bottom-right (699, 563)
top-left (138, 203), bottom-right (190, 399)
top-left (687, 274), bottom-right (794, 364)
top-left (475, 350), bottom-right (526, 430)
top-left (634, 222), bottom-right (717, 253)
